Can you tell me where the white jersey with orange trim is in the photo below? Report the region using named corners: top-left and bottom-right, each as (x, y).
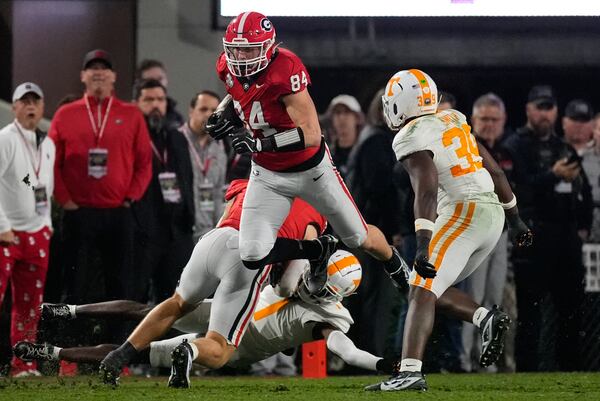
top-left (228, 285), bottom-right (352, 367)
top-left (392, 109), bottom-right (496, 213)
top-left (167, 285), bottom-right (353, 368)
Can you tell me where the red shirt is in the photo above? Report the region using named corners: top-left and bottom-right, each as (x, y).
top-left (219, 179), bottom-right (326, 238)
top-left (50, 95), bottom-right (152, 208)
top-left (217, 48), bottom-right (319, 171)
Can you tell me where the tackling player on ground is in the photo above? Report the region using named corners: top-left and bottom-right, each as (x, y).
top-left (95, 178), bottom-right (328, 385)
top-left (17, 252), bottom-right (397, 387)
top-left (206, 11), bottom-right (406, 294)
top-left (366, 69), bottom-right (532, 391)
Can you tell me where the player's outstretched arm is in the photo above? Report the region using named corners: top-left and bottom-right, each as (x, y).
top-left (322, 327), bottom-right (393, 374)
top-left (401, 151), bottom-right (438, 278)
top-left (478, 140), bottom-right (532, 248)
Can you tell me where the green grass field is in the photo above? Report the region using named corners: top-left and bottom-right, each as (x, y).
top-left (0, 373), bottom-right (598, 401)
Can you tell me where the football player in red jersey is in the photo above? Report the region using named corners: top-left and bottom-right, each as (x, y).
top-left (208, 11), bottom-right (407, 294)
top-left (97, 179), bottom-right (328, 385)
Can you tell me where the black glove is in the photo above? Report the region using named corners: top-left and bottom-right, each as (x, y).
top-left (506, 212), bottom-right (533, 248)
top-left (414, 232), bottom-right (437, 279)
top-left (231, 128), bottom-right (263, 154)
top-left (205, 94), bottom-right (244, 140)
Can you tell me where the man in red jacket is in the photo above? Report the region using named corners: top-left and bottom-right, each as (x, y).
top-left (49, 49), bottom-right (152, 307)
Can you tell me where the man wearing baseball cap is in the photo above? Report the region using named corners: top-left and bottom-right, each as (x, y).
top-left (0, 82), bottom-right (55, 376)
top-left (563, 99), bottom-right (594, 154)
top-left (325, 94), bottom-right (364, 178)
top-left (49, 49), bottom-right (152, 342)
top-left (501, 85), bottom-right (591, 371)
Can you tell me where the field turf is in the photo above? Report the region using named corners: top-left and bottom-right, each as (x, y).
top-left (0, 373), bottom-right (598, 401)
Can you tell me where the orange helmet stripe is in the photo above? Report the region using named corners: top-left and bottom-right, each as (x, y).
top-left (409, 69), bottom-right (432, 107)
top-left (327, 255), bottom-right (359, 276)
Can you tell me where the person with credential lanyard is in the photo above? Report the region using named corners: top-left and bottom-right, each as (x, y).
top-left (49, 50), bottom-right (152, 319)
top-left (132, 79), bottom-right (195, 303)
top-left (179, 91), bottom-right (227, 241)
top-left (0, 82), bottom-right (55, 376)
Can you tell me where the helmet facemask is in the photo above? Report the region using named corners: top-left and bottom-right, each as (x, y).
top-left (223, 38), bottom-right (275, 77)
top-left (296, 268), bottom-right (343, 305)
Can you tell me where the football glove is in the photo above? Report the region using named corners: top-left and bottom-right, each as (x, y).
top-left (205, 94), bottom-right (244, 140)
top-left (414, 232), bottom-right (437, 279)
top-left (506, 213), bottom-right (533, 248)
top-left (231, 128), bottom-right (262, 154)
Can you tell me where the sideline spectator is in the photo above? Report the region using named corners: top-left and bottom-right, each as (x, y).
top-left (438, 91), bottom-right (456, 111)
top-left (325, 94), bottom-right (364, 178)
top-left (0, 83), bottom-right (54, 376)
top-left (563, 99), bottom-right (594, 155)
top-left (583, 112), bottom-right (600, 241)
top-left (503, 85), bottom-right (592, 371)
top-left (136, 59), bottom-right (185, 130)
top-left (50, 49), bottom-right (152, 305)
top-left (132, 79), bottom-right (195, 302)
top-left (462, 93), bottom-right (512, 372)
top-left (179, 91), bottom-right (227, 241)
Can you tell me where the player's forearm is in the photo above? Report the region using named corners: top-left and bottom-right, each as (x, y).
top-left (326, 330), bottom-right (381, 371)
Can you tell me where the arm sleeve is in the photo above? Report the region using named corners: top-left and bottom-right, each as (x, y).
top-left (125, 110), bottom-right (153, 201)
top-left (48, 114), bottom-right (73, 205)
top-left (326, 330), bottom-right (381, 372)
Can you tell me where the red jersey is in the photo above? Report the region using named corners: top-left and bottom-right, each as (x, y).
top-left (218, 179), bottom-right (326, 238)
top-left (50, 96), bottom-right (152, 208)
top-left (216, 48), bottom-right (319, 172)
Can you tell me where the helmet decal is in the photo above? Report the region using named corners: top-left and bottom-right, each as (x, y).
top-left (260, 18), bottom-right (272, 31)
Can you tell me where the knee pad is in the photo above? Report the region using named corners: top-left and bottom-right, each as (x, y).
top-left (340, 231), bottom-right (366, 249)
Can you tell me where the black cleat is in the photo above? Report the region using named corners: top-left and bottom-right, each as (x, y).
top-left (98, 361), bottom-right (120, 387)
top-left (307, 234), bottom-right (338, 295)
top-left (168, 339), bottom-right (193, 388)
top-left (40, 303), bottom-right (72, 321)
top-left (479, 305), bottom-right (511, 367)
top-left (13, 341), bottom-right (55, 362)
top-left (99, 349), bottom-right (127, 387)
top-left (383, 247), bottom-right (410, 291)
top-left (365, 370), bottom-right (428, 391)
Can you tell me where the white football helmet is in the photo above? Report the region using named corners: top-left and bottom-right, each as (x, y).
top-left (297, 250), bottom-right (362, 305)
top-left (381, 69), bottom-right (438, 131)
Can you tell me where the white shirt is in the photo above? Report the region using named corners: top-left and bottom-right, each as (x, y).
top-left (0, 120), bottom-right (55, 233)
top-left (392, 109), bottom-right (495, 212)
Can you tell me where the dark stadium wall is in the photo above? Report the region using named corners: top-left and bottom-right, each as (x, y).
top-left (8, 0), bottom-right (136, 117)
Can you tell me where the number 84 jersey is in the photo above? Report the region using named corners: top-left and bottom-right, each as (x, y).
top-left (216, 48), bottom-right (318, 171)
top-left (392, 109), bottom-right (495, 213)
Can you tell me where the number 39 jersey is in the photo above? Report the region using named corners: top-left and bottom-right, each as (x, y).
top-left (216, 48), bottom-right (320, 171)
top-left (392, 109), bottom-right (495, 212)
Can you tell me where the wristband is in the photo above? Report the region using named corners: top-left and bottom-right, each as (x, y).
top-left (261, 127), bottom-right (306, 152)
top-left (501, 194), bottom-right (517, 210)
top-left (415, 218), bottom-right (435, 232)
